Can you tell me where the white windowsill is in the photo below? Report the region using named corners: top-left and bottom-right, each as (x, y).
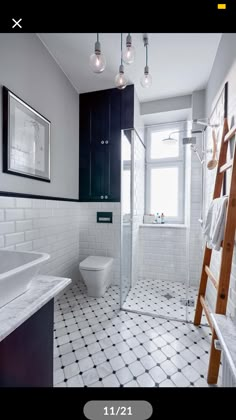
top-left (140, 224), bottom-right (187, 229)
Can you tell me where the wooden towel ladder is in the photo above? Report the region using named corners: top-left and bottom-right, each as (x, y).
top-left (194, 117), bottom-right (236, 384)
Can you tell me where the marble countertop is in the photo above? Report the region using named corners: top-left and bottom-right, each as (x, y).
top-left (211, 314), bottom-right (236, 381)
top-left (0, 275), bottom-right (71, 343)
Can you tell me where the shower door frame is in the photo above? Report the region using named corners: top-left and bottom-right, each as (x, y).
top-left (120, 129), bottom-right (133, 308)
top-left (120, 128), bottom-right (146, 307)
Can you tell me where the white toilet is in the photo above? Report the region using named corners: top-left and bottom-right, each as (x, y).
top-left (79, 256), bottom-right (114, 297)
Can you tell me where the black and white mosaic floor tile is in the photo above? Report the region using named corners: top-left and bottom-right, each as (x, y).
top-left (53, 281), bottom-right (220, 388)
top-left (122, 277), bottom-right (207, 323)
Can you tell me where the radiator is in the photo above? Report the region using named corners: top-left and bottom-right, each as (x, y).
top-left (222, 352), bottom-right (236, 387)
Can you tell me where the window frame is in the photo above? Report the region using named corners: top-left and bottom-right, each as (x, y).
top-left (145, 122), bottom-right (185, 224)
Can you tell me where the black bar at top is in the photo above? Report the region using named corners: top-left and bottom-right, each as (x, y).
top-left (0, 4), bottom-right (235, 33)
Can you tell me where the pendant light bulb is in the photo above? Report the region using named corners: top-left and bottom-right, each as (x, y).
top-left (122, 33), bottom-right (135, 64)
top-left (141, 34), bottom-right (152, 88)
top-left (115, 34), bottom-right (128, 89)
top-left (90, 34), bottom-right (106, 73)
top-left (115, 64), bottom-right (128, 89)
top-left (141, 65), bottom-right (152, 88)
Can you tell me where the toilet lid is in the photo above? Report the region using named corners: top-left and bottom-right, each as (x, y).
top-left (79, 256), bottom-right (113, 271)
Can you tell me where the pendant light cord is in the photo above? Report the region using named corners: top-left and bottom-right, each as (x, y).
top-left (146, 40), bottom-right (148, 67)
top-left (97, 33), bottom-right (99, 43)
top-left (121, 33), bottom-right (123, 65)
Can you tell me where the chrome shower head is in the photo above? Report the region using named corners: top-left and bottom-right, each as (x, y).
top-left (162, 136), bottom-right (178, 144)
top-left (162, 130), bottom-right (179, 144)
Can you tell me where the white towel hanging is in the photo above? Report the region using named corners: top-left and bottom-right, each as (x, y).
top-left (204, 196), bottom-right (228, 251)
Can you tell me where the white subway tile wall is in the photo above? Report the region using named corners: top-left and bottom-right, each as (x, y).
top-left (205, 62), bottom-right (236, 318)
top-left (138, 226), bottom-right (187, 281)
top-left (0, 197), bottom-right (80, 282)
top-left (79, 203), bottom-right (121, 286)
top-left (0, 198), bottom-right (120, 287)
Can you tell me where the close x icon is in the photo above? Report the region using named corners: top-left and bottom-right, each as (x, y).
top-left (11, 18), bottom-right (22, 29)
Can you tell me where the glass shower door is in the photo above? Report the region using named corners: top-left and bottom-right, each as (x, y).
top-left (120, 130), bottom-right (132, 307)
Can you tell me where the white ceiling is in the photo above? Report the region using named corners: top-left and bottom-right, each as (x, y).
top-left (37, 33), bottom-right (222, 103)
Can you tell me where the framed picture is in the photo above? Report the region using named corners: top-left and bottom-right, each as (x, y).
top-left (3, 86), bottom-right (50, 182)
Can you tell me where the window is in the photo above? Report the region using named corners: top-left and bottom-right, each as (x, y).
top-left (150, 129), bottom-right (179, 159)
top-left (146, 124), bottom-right (185, 223)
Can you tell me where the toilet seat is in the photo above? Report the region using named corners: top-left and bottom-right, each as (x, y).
top-left (79, 256), bottom-right (113, 271)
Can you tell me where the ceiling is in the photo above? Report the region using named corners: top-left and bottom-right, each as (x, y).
top-left (37, 33), bottom-right (222, 103)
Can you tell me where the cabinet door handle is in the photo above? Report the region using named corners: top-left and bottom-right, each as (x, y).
top-left (105, 140), bottom-right (109, 144)
top-left (101, 141), bottom-right (104, 144)
top-left (101, 195), bottom-right (104, 199)
top-left (105, 195), bottom-right (108, 199)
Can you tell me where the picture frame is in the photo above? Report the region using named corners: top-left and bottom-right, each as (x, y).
top-left (2, 86), bottom-right (51, 182)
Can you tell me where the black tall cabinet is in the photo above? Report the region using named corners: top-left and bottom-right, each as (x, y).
top-left (79, 85), bottom-right (134, 202)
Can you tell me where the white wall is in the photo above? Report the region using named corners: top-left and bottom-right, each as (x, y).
top-left (204, 33), bottom-right (236, 318)
top-left (138, 226), bottom-right (187, 282)
top-left (0, 197), bottom-right (123, 287)
top-left (141, 94), bottom-right (192, 116)
top-left (0, 196), bottom-right (80, 282)
top-left (206, 34), bottom-right (236, 116)
top-left (0, 34), bottom-right (122, 290)
top-left (0, 33), bottom-right (79, 199)
top-left (0, 34), bottom-right (81, 285)
top-left (79, 203), bottom-right (121, 286)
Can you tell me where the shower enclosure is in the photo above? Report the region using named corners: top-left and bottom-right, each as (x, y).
top-left (120, 125), bottom-right (206, 324)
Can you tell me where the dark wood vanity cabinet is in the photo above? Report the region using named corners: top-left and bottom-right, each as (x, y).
top-left (0, 300), bottom-right (53, 387)
top-left (79, 85), bottom-right (134, 202)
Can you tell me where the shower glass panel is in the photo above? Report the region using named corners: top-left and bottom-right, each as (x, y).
top-left (120, 128), bottom-right (146, 309)
top-left (120, 124), bottom-right (205, 325)
top-left (120, 130), bottom-right (132, 307)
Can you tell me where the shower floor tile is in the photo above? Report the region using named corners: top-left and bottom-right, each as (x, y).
top-left (53, 280), bottom-right (221, 388)
top-left (122, 277), bottom-right (207, 324)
